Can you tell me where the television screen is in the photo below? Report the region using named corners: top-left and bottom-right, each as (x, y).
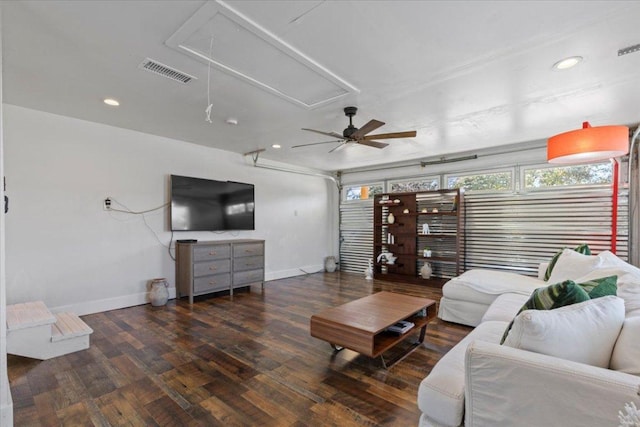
top-left (170, 175), bottom-right (255, 231)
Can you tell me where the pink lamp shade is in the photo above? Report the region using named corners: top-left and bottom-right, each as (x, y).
top-left (547, 122), bottom-right (629, 164)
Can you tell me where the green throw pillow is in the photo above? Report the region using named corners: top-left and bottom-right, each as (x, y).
top-left (579, 275), bottom-right (618, 299)
top-left (544, 243), bottom-right (591, 281)
top-left (499, 275), bottom-right (617, 345)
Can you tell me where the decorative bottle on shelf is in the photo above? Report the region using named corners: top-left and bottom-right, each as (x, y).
top-left (150, 278), bottom-right (169, 307)
top-left (387, 212), bottom-right (395, 224)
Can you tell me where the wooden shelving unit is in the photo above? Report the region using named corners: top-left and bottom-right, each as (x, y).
top-left (373, 189), bottom-right (464, 285)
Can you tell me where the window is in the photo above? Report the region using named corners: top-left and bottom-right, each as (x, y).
top-left (342, 183), bottom-right (383, 201)
top-left (523, 162), bottom-right (613, 190)
top-left (446, 170), bottom-right (513, 192)
top-left (389, 177), bottom-right (440, 193)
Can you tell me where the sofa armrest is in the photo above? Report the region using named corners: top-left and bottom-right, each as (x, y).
top-left (537, 262), bottom-right (549, 280)
top-left (465, 340), bottom-right (640, 427)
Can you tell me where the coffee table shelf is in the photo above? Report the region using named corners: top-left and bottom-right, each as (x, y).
top-left (310, 292), bottom-right (436, 368)
top-left (372, 313), bottom-right (435, 357)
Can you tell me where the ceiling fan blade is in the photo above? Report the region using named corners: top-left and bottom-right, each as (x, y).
top-left (350, 119), bottom-right (385, 140)
top-left (358, 140), bottom-right (389, 149)
top-left (301, 128), bottom-right (344, 139)
top-left (292, 139), bottom-right (344, 149)
top-left (328, 141), bottom-right (349, 153)
top-left (362, 130), bottom-right (417, 140)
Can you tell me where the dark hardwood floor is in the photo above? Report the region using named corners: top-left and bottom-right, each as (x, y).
top-left (8, 272), bottom-right (472, 426)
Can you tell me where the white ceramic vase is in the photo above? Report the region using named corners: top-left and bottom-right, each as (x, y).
top-left (388, 213), bottom-right (395, 224)
top-left (325, 256), bottom-right (337, 273)
top-left (420, 263), bottom-right (433, 279)
top-left (150, 278), bottom-right (169, 306)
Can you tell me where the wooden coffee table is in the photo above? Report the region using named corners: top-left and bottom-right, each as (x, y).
top-left (310, 291), bottom-right (436, 368)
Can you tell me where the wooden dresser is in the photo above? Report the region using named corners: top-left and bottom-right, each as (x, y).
top-left (175, 239), bottom-right (265, 304)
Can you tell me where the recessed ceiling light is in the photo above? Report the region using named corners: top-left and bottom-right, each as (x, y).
top-left (552, 56), bottom-right (583, 70)
top-left (271, 144), bottom-right (281, 149)
top-left (225, 118), bottom-right (239, 125)
top-left (103, 98), bottom-right (120, 106)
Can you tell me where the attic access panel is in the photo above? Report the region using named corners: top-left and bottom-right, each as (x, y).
top-left (166, 0), bottom-right (359, 109)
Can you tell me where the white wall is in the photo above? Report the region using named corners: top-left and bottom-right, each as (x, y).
top-left (0, 11), bottom-right (14, 424)
top-left (3, 105), bottom-right (336, 315)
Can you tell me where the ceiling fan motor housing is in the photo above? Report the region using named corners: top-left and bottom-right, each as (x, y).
top-left (343, 125), bottom-right (357, 138)
top-left (343, 106), bottom-right (358, 138)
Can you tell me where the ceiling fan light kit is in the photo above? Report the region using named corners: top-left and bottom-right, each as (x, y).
top-left (294, 106), bottom-right (417, 152)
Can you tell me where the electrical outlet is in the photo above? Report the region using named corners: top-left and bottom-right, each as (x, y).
top-left (103, 197), bottom-right (112, 211)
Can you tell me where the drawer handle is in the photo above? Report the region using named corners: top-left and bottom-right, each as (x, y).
top-left (209, 251), bottom-right (216, 255)
top-left (209, 281), bottom-right (216, 285)
top-left (209, 267), bottom-right (217, 271)
top-left (245, 249), bottom-right (253, 253)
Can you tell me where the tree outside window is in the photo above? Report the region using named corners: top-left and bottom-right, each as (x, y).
top-left (524, 163), bottom-right (612, 189)
top-left (390, 178), bottom-right (439, 193)
top-left (447, 171), bottom-right (512, 191)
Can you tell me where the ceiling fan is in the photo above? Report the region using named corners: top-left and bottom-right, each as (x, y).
top-left (293, 106), bottom-right (417, 153)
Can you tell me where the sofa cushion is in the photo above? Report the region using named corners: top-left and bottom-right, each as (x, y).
top-left (544, 244), bottom-right (591, 281)
top-left (578, 251), bottom-right (640, 316)
top-left (443, 269), bottom-right (545, 300)
top-left (546, 247), bottom-right (601, 284)
top-left (500, 276), bottom-right (618, 344)
top-left (417, 320), bottom-right (507, 427)
top-left (610, 316), bottom-right (640, 374)
top-left (500, 279), bottom-right (591, 343)
top-left (503, 296), bottom-right (625, 368)
top-left (481, 293), bottom-right (529, 323)
top-left (544, 243), bottom-right (591, 281)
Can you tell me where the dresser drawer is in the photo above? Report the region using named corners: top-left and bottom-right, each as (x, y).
top-left (193, 244), bottom-right (231, 262)
top-left (193, 259), bottom-right (231, 277)
top-left (233, 243), bottom-right (264, 258)
top-left (233, 269), bottom-right (264, 286)
top-left (194, 273), bottom-right (231, 294)
top-left (234, 256), bottom-right (264, 272)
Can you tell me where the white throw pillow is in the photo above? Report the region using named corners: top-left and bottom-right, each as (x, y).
top-left (610, 316), bottom-right (640, 374)
top-left (547, 248), bottom-right (602, 284)
top-left (503, 296), bottom-right (625, 368)
top-left (576, 252), bottom-right (640, 315)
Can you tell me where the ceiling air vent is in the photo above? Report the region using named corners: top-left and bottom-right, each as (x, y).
top-left (139, 58), bottom-right (196, 84)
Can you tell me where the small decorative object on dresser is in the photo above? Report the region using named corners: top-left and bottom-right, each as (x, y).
top-left (149, 278), bottom-right (169, 306)
top-left (423, 248), bottom-right (432, 257)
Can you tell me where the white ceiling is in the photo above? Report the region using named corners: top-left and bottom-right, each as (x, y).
top-left (3, 0), bottom-right (640, 172)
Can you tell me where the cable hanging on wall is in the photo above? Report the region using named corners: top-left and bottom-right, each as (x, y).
top-left (205, 36), bottom-right (214, 123)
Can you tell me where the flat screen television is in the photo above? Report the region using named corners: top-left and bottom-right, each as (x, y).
top-left (170, 175), bottom-right (255, 231)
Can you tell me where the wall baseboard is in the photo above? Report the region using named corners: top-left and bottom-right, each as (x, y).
top-left (49, 266), bottom-right (325, 316)
top-left (50, 288), bottom-right (178, 316)
top-left (265, 265), bottom-right (324, 281)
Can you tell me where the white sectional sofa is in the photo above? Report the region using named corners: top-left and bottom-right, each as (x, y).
top-left (419, 249), bottom-right (640, 427)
